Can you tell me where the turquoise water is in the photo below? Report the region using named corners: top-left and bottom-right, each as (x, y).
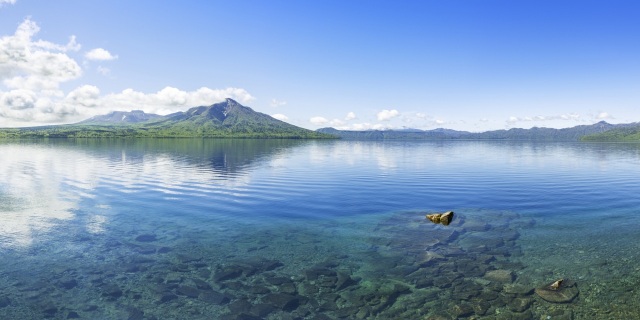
top-left (1, 139), bottom-right (639, 319)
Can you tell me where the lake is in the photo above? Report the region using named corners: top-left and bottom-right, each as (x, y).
top-left (0, 139), bottom-right (639, 319)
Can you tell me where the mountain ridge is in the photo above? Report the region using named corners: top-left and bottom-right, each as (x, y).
top-left (317, 121), bottom-right (640, 141)
top-left (0, 99), bottom-right (332, 139)
top-left (79, 110), bottom-right (162, 125)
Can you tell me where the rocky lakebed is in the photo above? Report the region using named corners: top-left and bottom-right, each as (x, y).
top-left (0, 208), bottom-right (637, 319)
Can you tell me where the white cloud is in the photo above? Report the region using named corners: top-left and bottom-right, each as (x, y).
top-left (329, 119), bottom-right (344, 126)
top-left (377, 109), bottom-right (399, 121)
top-left (507, 113), bottom-right (582, 125)
top-left (94, 86), bottom-right (254, 115)
top-left (270, 99), bottom-right (286, 107)
top-left (1, 19), bottom-right (82, 92)
top-left (0, 0), bottom-right (16, 6)
top-left (345, 112), bottom-right (356, 120)
top-left (65, 85), bottom-right (100, 108)
top-left (85, 48), bottom-right (118, 61)
top-left (334, 122), bottom-right (395, 131)
top-left (310, 116), bottom-right (328, 125)
top-left (0, 19), bottom-right (256, 127)
top-left (97, 66), bottom-right (110, 76)
top-left (596, 112), bottom-right (612, 120)
top-left (271, 113), bottom-right (288, 121)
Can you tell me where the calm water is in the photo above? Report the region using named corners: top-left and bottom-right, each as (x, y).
top-left (1, 139), bottom-right (639, 319)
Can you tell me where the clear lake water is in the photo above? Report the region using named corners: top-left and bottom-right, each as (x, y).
top-left (1, 139), bottom-right (639, 319)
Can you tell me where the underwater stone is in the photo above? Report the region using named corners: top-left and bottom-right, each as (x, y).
top-left (127, 307), bottom-right (144, 320)
top-left (177, 253), bottom-right (202, 263)
top-left (197, 269), bottom-right (211, 279)
top-left (414, 277), bottom-right (434, 289)
top-left (265, 275), bottom-right (292, 285)
top-left (335, 271), bottom-right (357, 291)
top-left (250, 303), bottom-right (276, 317)
top-left (42, 304), bottom-right (58, 318)
top-left (157, 246), bottom-right (171, 253)
top-left (534, 279), bottom-right (579, 303)
top-left (66, 311), bottom-right (80, 319)
top-left (135, 234), bottom-right (157, 242)
top-left (461, 219), bottom-right (489, 232)
top-left (159, 293), bottom-right (178, 303)
top-left (262, 293), bottom-right (300, 311)
top-left (0, 296), bottom-right (10, 308)
top-left (508, 297), bottom-right (532, 312)
top-left (176, 285), bottom-right (200, 298)
top-left (484, 269), bottom-right (515, 283)
top-left (496, 310), bottom-right (534, 320)
top-left (249, 285), bottom-right (271, 294)
top-left (59, 279), bottom-right (78, 290)
top-left (335, 306), bottom-right (360, 318)
top-left (199, 291), bottom-right (230, 305)
top-left (228, 299), bottom-right (253, 314)
top-left (471, 301), bottom-right (490, 316)
top-left (191, 278), bottom-right (212, 291)
top-left (214, 268), bottom-right (243, 282)
top-left (101, 284), bottom-right (123, 298)
top-left (417, 251), bottom-right (445, 266)
top-left (450, 302), bottom-right (474, 317)
top-left (305, 267), bottom-right (337, 281)
top-left (503, 283), bottom-right (534, 296)
top-left (279, 282), bottom-right (297, 294)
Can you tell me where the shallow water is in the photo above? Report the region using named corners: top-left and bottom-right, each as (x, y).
top-left (0, 139), bottom-right (639, 319)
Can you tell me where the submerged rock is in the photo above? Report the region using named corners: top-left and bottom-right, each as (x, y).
top-left (262, 293), bottom-right (300, 311)
top-left (135, 234), bottom-right (157, 242)
top-left (535, 279), bottom-right (579, 303)
top-left (484, 269), bottom-right (515, 283)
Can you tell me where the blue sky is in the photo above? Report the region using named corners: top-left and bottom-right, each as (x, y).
top-left (1, 0), bottom-right (639, 131)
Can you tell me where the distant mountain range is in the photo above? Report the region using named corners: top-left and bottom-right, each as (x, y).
top-left (0, 99), bottom-right (332, 139)
top-left (79, 110), bottom-right (162, 124)
top-left (318, 121), bottom-right (640, 141)
top-left (2, 99), bottom-right (639, 141)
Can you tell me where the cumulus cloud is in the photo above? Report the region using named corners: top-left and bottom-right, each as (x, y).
top-left (85, 48), bottom-right (118, 61)
top-left (345, 112), bottom-right (356, 120)
top-left (377, 109), bottom-right (399, 121)
top-left (596, 112), bottom-right (613, 120)
top-left (0, 19), bottom-right (255, 127)
top-left (338, 123), bottom-right (393, 131)
top-left (507, 113), bottom-right (582, 125)
top-left (93, 86), bottom-right (254, 115)
top-left (1, 19), bottom-right (82, 92)
top-left (309, 116), bottom-right (328, 125)
top-left (271, 113), bottom-right (288, 121)
top-left (270, 99), bottom-right (286, 107)
top-left (0, 0), bottom-right (16, 6)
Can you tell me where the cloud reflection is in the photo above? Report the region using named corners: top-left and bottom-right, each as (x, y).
top-left (0, 139), bottom-right (304, 249)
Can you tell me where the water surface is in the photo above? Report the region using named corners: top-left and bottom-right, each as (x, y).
top-left (1, 139), bottom-right (639, 319)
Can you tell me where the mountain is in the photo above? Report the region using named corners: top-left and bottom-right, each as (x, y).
top-left (0, 99), bottom-right (333, 139)
top-left (469, 121), bottom-right (631, 141)
top-left (581, 123), bottom-right (640, 141)
top-left (78, 110), bottom-right (162, 125)
top-left (140, 98), bottom-right (328, 138)
top-left (317, 121), bottom-right (638, 141)
top-left (316, 127), bottom-right (471, 140)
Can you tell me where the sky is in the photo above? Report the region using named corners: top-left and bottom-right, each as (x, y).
top-left (1, 0), bottom-right (639, 131)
